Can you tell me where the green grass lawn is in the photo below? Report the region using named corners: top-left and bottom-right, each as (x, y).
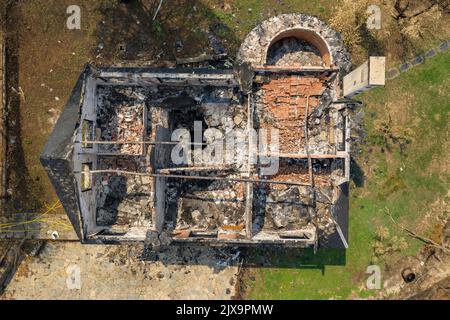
top-left (244, 49), bottom-right (450, 300)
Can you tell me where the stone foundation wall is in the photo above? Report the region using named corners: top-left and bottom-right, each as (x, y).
top-left (237, 14), bottom-right (351, 74)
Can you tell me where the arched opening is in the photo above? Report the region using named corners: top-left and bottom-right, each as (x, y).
top-left (265, 29), bottom-right (331, 68)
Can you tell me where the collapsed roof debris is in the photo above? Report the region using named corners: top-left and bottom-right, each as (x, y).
top-left (41, 13), bottom-right (384, 251)
top-left (267, 37), bottom-right (324, 67)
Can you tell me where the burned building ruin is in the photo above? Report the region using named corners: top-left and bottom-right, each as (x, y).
top-left (41, 14), bottom-right (385, 250)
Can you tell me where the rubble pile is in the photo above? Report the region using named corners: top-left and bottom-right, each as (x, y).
top-left (118, 103), bottom-right (145, 154)
top-left (316, 202), bottom-right (336, 236)
top-left (95, 156), bottom-right (153, 228)
top-left (95, 174), bottom-right (153, 228)
top-left (273, 169), bottom-right (330, 188)
top-left (165, 178), bottom-right (246, 233)
top-left (97, 86), bottom-right (146, 155)
top-left (267, 159), bottom-right (332, 187)
top-left (167, 88), bottom-right (246, 168)
top-left (97, 103), bottom-right (145, 155)
top-left (252, 183), bottom-right (336, 236)
top-left (201, 102), bottom-right (246, 132)
top-left (267, 37), bottom-right (324, 67)
top-left (262, 186), bottom-right (311, 230)
top-left (260, 76), bottom-right (324, 110)
top-left (254, 76), bottom-right (326, 154)
top-left (315, 186), bottom-right (336, 236)
top-left (176, 195), bottom-right (245, 231)
top-left (307, 113), bottom-right (334, 154)
top-left (201, 101), bottom-right (248, 169)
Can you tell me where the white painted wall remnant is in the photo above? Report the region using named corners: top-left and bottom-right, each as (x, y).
top-left (343, 56), bottom-right (386, 98)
